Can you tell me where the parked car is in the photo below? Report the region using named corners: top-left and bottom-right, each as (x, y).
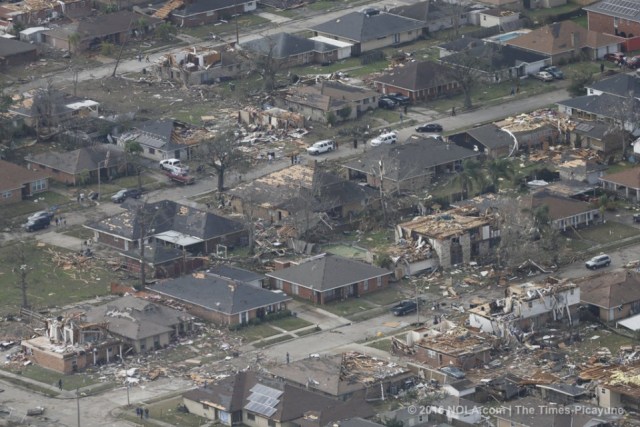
top-left (532, 71), bottom-right (554, 82)
top-left (159, 158), bottom-right (188, 172)
top-left (585, 254), bottom-right (611, 270)
top-left (378, 98), bottom-right (397, 110)
top-left (627, 56), bottom-right (640, 69)
top-left (27, 210), bottom-right (54, 222)
top-left (384, 93), bottom-right (410, 106)
top-left (391, 300), bottom-right (418, 316)
top-left (23, 216), bottom-right (51, 232)
top-left (111, 188), bottom-right (142, 203)
top-left (415, 123), bottom-right (443, 133)
top-left (165, 170), bottom-right (196, 185)
top-left (604, 52), bottom-right (625, 63)
top-left (440, 366), bottom-right (466, 379)
top-left (541, 65), bottom-right (564, 79)
top-left (306, 139), bottom-right (336, 155)
top-left (634, 213), bottom-right (640, 223)
top-left (370, 132), bottom-right (397, 147)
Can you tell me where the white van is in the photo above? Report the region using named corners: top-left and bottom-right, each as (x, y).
top-left (370, 132), bottom-right (397, 147)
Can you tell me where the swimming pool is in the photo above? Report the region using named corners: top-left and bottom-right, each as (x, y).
top-left (486, 30), bottom-right (529, 44)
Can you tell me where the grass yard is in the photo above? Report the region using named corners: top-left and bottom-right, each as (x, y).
top-left (121, 396), bottom-right (204, 427)
top-left (563, 221), bottom-right (640, 246)
top-left (0, 241), bottom-right (116, 317)
top-left (269, 316), bottom-right (313, 331)
top-left (296, 327), bottom-right (319, 337)
top-left (342, 229), bottom-right (394, 250)
top-left (61, 225), bottom-right (95, 241)
top-left (321, 298), bottom-right (377, 318)
top-left (361, 287), bottom-right (404, 306)
top-left (234, 323), bottom-right (280, 342)
top-left (522, 3), bottom-right (582, 22)
top-left (580, 329), bottom-right (635, 355)
top-left (4, 364), bottom-right (103, 391)
top-left (0, 191), bottom-right (71, 223)
top-left (253, 334), bottom-right (293, 348)
top-left (366, 338), bottom-right (392, 353)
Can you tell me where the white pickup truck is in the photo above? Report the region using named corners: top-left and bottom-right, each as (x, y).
top-left (159, 158), bottom-right (189, 173)
top-left (306, 140), bottom-right (336, 155)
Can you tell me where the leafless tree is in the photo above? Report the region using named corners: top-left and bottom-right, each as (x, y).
top-left (199, 129), bottom-right (249, 192)
top-left (10, 242), bottom-right (33, 309)
top-left (443, 50), bottom-right (488, 109)
top-left (241, 33), bottom-right (282, 92)
top-left (447, 0), bottom-right (465, 40)
top-left (609, 90), bottom-right (640, 160)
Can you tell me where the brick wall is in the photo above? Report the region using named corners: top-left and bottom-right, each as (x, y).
top-left (0, 188), bottom-right (22, 205)
top-left (29, 163), bottom-right (77, 185)
top-left (97, 232), bottom-right (128, 250)
top-left (588, 12), bottom-right (640, 38)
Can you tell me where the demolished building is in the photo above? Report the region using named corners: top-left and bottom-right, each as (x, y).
top-left (468, 277), bottom-right (579, 338)
top-left (394, 207), bottom-right (500, 270)
top-left (391, 320), bottom-right (497, 370)
top-left (21, 296), bottom-right (193, 374)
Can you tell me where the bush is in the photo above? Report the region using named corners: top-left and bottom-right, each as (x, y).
top-left (376, 253), bottom-right (393, 269)
top-left (100, 41), bottom-right (115, 56)
top-left (326, 111), bottom-right (337, 127)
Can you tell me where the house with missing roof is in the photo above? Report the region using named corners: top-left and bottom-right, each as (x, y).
top-left (85, 200), bottom-right (247, 260)
top-left (227, 164), bottom-right (377, 235)
top-left (279, 81), bottom-right (378, 123)
top-left (182, 370), bottom-right (375, 426)
top-left (148, 272), bottom-right (290, 325)
top-left (117, 119), bottom-right (208, 161)
top-left (343, 137), bottom-right (480, 194)
top-left (21, 295), bottom-right (193, 373)
top-left (395, 209), bottom-right (500, 269)
top-left (241, 32), bottom-right (351, 68)
top-left (311, 11), bottom-right (425, 56)
top-left (524, 189), bottom-right (600, 231)
top-left (42, 11), bottom-right (163, 52)
top-left (576, 270), bottom-right (640, 322)
top-left (265, 254), bottom-right (392, 305)
top-left (391, 320), bottom-right (496, 370)
top-left (0, 159), bottom-right (50, 205)
top-left (468, 278), bottom-right (580, 338)
top-left (25, 145), bottom-right (126, 186)
top-left (600, 167), bottom-right (640, 202)
top-left (372, 61), bottom-right (460, 102)
top-left (268, 352), bottom-right (414, 400)
top-left (505, 20), bottom-right (622, 63)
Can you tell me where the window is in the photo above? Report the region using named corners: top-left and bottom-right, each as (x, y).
top-left (364, 281), bottom-right (369, 291)
top-left (247, 413), bottom-right (256, 421)
top-left (528, 302), bottom-right (533, 308)
top-left (427, 350), bottom-right (436, 358)
top-left (154, 336), bottom-right (160, 349)
top-left (483, 15), bottom-right (486, 20)
top-left (2, 191), bottom-right (11, 199)
top-left (268, 420), bottom-right (276, 427)
top-left (291, 284), bottom-right (299, 295)
top-left (52, 169), bottom-right (59, 174)
top-left (140, 340), bottom-right (146, 352)
top-left (148, 148), bottom-right (155, 155)
top-left (276, 279), bottom-right (283, 289)
top-left (614, 17), bottom-right (619, 28)
top-left (33, 179), bottom-right (46, 191)
top-left (377, 276), bottom-right (382, 287)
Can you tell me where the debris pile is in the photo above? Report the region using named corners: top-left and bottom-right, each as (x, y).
top-left (339, 352), bottom-right (408, 385)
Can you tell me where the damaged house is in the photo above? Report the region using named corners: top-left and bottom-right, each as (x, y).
top-left (266, 254), bottom-right (392, 305)
top-left (84, 200), bottom-right (247, 264)
top-left (21, 295), bottom-right (193, 374)
top-left (468, 277), bottom-right (580, 338)
top-left (154, 45), bottom-right (248, 86)
top-left (576, 269), bottom-right (640, 322)
top-left (238, 106), bottom-right (306, 131)
top-left (227, 164), bottom-right (377, 234)
top-left (524, 189), bottom-right (601, 231)
top-left (391, 320), bottom-right (497, 370)
top-left (268, 352), bottom-right (413, 400)
top-left (395, 208), bottom-right (500, 270)
top-left (116, 118), bottom-right (209, 161)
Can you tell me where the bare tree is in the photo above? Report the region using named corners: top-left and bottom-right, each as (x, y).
top-left (447, 0), bottom-right (465, 40)
top-left (242, 34), bottom-right (282, 92)
top-left (443, 50), bottom-right (488, 110)
top-left (200, 130), bottom-right (249, 192)
top-left (10, 242), bottom-right (33, 309)
top-left (609, 90), bottom-right (640, 160)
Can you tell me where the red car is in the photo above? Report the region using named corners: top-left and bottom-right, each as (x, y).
top-left (604, 52), bottom-right (625, 63)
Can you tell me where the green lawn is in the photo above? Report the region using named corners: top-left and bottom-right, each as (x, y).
top-left (563, 221), bottom-right (640, 246)
top-left (234, 323), bottom-right (280, 342)
top-left (269, 316), bottom-right (313, 331)
top-left (361, 287), bottom-right (404, 306)
top-left (0, 241), bottom-right (116, 317)
top-left (61, 225), bottom-right (95, 241)
top-left (320, 298), bottom-right (377, 318)
top-left (0, 191), bottom-right (71, 223)
top-left (121, 396), bottom-right (204, 427)
top-left (522, 3), bottom-right (582, 22)
top-left (4, 365), bottom-right (103, 391)
top-left (253, 334), bottom-right (293, 348)
top-left (366, 338), bottom-right (392, 353)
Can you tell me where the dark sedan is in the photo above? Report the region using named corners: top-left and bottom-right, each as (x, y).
top-left (415, 123), bottom-right (443, 133)
top-left (391, 300), bottom-right (418, 316)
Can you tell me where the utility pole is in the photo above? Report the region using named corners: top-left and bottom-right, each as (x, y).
top-left (112, 18), bottom-right (134, 77)
top-left (76, 387), bottom-right (80, 427)
top-left (415, 280), bottom-right (420, 324)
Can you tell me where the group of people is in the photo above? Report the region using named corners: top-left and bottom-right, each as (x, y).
top-left (55, 217), bottom-right (67, 227)
top-left (135, 407), bottom-right (149, 419)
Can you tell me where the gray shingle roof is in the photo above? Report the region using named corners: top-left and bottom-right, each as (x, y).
top-left (242, 32), bottom-right (337, 59)
top-left (440, 44), bottom-right (549, 72)
top-left (311, 11), bottom-right (425, 43)
top-left (85, 200), bottom-right (245, 242)
top-left (438, 37), bottom-right (483, 52)
top-left (25, 145), bottom-right (126, 175)
top-left (372, 61), bottom-right (457, 92)
top-left (0, 37), bottom-right (37, 57)
top-left (343, 137), bottom-right (480, 182)
top-left (266, 254), bottom-right (391, 292)
top-left (465, 123), bottom-right (515, 150)
top-left (557, 92), bottom-right (640, 117)
top-left (584, 0), bottom-right (640, 22)
top-left (173, 0), bottom-right (248, 16)
top-left (150, 274), bottom-right (291, 314)
top-left (79, 295), bottom-right (190, 340)
top-left (587, 73), bottom-right (640, 98)
top-left (208, 264), bottom-right (266, 283)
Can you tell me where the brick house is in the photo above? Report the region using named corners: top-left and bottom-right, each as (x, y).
top-left (577, 270), bottom-right (640, 322)
top-left (148, 272), bottom-right (291, 325)
top-left (600, 167), bottom-right (640, 202)
top-left (85, 199), bottom-right (247, 257)
top-left (372, 61), bottom-right (460, 102)
top-left (119, 242), bottom-right (205, 279)
top-left (0, 159), bottom-right (50, 205)
top-left (391, 321), bottom-right (496, 370)
top-left (265, 254), bottom-right (392, 305)
top-left (524, 189), bottom-right (601, 231)
top-left (0, 0), bottom-right (91, 29)
top-left (585, 0), bottom-right (640, 41)
top-left (25, 145), bottom-right (126, 186)
top-left (0, 38), bottom-right (38, 68)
